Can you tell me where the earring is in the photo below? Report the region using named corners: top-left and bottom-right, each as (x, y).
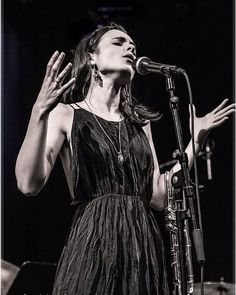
top-left (92, 64), bottom-right (101, 84)
top-left (94, 68), bottom-right (100, 83)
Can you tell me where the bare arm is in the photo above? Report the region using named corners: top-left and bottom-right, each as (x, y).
top-left (144, 99), bottom-right (235, 210)
top-left (142, 123), bottom-right (166, 210)
top-left (15, 51), bottom-right (75, 196)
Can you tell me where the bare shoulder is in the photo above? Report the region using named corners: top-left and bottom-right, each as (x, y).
top-left (50, 103), bottom-right (73, 118)
top-left (49, 103), bottom-right (74, 135)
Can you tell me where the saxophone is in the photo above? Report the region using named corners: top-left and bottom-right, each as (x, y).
top-left (164, 171), bottom-right (194, 295)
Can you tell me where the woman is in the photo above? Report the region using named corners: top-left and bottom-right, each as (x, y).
top-left (15, 23), bottom-right (235, 294)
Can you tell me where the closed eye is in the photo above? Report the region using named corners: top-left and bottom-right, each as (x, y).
top-left (112, 36), bottom-right (137, 55)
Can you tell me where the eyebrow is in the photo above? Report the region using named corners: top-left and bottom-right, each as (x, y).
top-left (112, 36), bottom-right (136, 48)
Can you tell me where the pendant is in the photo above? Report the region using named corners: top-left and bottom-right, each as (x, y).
top-left (118, 152), bottom-right (124, 164)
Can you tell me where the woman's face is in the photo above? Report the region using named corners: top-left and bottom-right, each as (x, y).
top-left (91, 29), bottom-right (136, 82)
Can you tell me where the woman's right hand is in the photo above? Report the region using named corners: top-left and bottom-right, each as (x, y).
top-left (35, 51), bottom-right (75, 115)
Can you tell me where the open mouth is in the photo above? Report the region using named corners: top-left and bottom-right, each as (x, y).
top-left (125, 58), bottom-right (133, 64)
top-left (123, 54), bottom-right (135, 63)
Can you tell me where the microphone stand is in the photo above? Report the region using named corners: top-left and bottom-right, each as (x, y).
top-left (165, 75), bottom-right (205, 295)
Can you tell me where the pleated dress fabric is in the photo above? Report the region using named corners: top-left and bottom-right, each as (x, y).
top-left (52, 107), bottom-right (169, 295)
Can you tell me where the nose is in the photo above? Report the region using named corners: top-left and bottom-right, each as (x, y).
top-left (124, 43), bottom-right (136, 56)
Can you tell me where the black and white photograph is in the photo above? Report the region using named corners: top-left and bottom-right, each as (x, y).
top-left (2, 0), bottom-right (235, 294)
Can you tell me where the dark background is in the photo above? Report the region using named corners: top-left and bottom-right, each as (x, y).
top-left (3, 0), bottom-right (235, 290)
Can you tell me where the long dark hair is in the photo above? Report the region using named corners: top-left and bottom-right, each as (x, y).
top-left (63, 23), bottom-right (161, 123)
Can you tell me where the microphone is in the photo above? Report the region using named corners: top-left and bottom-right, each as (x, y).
top-left (132, 56), bottom-right (185, 76)
top-left (205, 139), bottom-right (215, 180)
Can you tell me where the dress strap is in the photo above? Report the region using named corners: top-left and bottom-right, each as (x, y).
top-left (68, 104), bottom-right (76, 110)
top-left (68, 103), bottom-right (82, 110)
top-left (75, 103), bottom-right (82, 109)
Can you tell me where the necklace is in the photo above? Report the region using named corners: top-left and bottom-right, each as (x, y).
top-left (84, 100), bottom-right (124, 165)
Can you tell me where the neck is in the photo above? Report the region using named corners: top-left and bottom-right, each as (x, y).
top-left (85, 78), bottom-right (123, 115)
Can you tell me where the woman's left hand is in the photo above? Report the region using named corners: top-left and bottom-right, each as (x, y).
top-left (189, 99), bottom-right (235, 145)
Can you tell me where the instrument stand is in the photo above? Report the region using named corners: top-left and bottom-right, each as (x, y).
top-left (165, 75), bottom-right (205, 295)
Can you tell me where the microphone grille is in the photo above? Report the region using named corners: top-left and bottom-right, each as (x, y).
top-left (132, 57), bottom-right (150, 75)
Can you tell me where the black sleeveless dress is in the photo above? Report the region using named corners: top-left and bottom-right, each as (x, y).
top-left (52, 107), bottom-right (169, 295)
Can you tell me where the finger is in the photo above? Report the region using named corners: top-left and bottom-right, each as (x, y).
top-left (57, 78), bottom-right (76, 95)
top-left (55, 63), bottom-right (73, 83)
top-left (214, 109), bottom-right (235, 122)
top-left (212, 99), bottom-right (229, 114)
top-left (49, 52), bottom-right (65, 80)
top-left (45, 51), bottom-right (60, 78)
top-left (215, 103), bottom-right (236, 116)
top-left (211, 117), bottom-right (228, 128)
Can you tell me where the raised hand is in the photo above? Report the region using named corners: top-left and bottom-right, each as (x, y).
top-left (36, 51), bottom-right (75, 114)
top-left (189, 99), bottom-right (235, 144)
